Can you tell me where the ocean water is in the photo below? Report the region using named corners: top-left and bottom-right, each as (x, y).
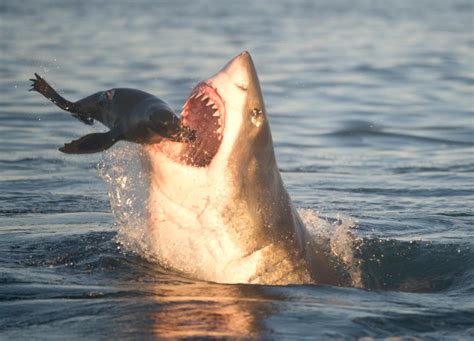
top-left (1, 0), bottom-right (473, 339)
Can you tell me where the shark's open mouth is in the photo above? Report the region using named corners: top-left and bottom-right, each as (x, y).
top-left (176, 82), bottom-right (225, 167)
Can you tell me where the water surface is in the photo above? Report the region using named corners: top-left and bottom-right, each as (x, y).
top-left (1, 0), bottom-right (473, 339)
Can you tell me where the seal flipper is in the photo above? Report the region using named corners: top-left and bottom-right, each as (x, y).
top-left (29, 73), bottom-right (93, 125)
top-left (60, 129), bottom-right (122, 154)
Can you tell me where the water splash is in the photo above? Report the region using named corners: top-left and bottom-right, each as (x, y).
top-left (97, 144), bottom-right (154, 260)
top-left (298, 208), bottom-right (363, 287)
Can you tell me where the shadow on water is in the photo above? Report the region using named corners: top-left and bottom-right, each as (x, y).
top-left (354, 237), bottom-right (473, 292)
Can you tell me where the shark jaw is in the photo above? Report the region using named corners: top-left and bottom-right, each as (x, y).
top-left (142, 52), bottom-right (315, 285)
top-left (148, 51), bottom-right (269, 171)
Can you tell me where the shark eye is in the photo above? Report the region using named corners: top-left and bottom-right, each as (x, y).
top-left (251, 108), bottom-right (264, 127)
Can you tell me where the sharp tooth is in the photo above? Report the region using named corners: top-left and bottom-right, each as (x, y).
top-left (195, 93), bottom-right (203, 99)
top-left (212, 111), bottom-right (220, 117)
top-left (217, 135), bottom-right (222, 140)
top-left (211, 104), bottom-right (217, 109)
top-left (206, 99), bottom-right (214, 106)
top-left (201, 95), bottom-right (209, 101)
top-left (190, 93), bottom-right (197, 99)
top-left (216, 127), bottom-right (223, 134)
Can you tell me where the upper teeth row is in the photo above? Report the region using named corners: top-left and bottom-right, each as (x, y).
top-left (190, 92), bottom-right (219, 111)
top-left (182, 91), bottom-right (224, 132)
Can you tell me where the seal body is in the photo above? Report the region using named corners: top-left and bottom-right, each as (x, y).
top-left (30, 74), bottom-right (195, 153)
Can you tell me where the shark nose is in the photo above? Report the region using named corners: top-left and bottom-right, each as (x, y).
top-left (235, 51), bottom-right (252, 65)
top-left (222, 51), bottom-right (258, 90)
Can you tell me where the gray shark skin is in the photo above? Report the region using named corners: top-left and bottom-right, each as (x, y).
top-left (142, 52), bottom-right (347, 286)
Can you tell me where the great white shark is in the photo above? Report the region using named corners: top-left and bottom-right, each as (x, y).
top-left (142, 52), bottom-right (346, 285)
top-left (30, 51), bottom-right (348, 286)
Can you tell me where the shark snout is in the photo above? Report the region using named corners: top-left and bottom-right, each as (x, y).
top-left (221, 51), bottom-right (259, 91)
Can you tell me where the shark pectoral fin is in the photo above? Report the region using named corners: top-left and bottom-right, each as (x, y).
top-left (59, 130), bottom-right (120, 154)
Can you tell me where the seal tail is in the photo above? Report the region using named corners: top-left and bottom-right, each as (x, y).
top-left (60, 130), bottom-right (120, 154)
top-left (29, 73), bottom-right (93, 125)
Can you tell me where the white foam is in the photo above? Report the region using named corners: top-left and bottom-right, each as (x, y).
top-left (298, 208), bottom-right (363, 287)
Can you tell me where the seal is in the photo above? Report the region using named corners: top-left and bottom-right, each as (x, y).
top-left (29, 73), bottom-right (195, 153)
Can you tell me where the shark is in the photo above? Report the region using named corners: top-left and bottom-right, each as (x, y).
top-left (141, 52), bottom-right (346, 285)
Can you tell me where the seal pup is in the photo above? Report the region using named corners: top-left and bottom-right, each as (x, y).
top-left (141, 52), bottom-right (348, 285)
top-left (29, 73), bottom-right (195, 153)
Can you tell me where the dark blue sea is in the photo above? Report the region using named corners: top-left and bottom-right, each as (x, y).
top-left (1, 0), bottom-right (473, 339)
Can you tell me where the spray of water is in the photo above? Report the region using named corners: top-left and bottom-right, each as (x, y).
top-left (297, 208), bottom-right (363, 287)
top-left (97, 144), bottom-right (154, 259)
